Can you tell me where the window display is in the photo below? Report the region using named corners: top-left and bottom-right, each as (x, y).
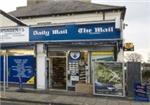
top-left (93, 62), bottom-right (124, 96)
top-left (67, 51), bottom-right (88, 90)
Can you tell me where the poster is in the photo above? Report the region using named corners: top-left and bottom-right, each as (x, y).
top-left (93, 62), bottom-right (124, 96)
top-left (134, 83), bottom-right (149, 102)
top-left (8, 56), bottom-right (36, 84)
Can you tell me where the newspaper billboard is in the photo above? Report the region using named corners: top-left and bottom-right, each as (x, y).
top-left (93, 62), bottom-right (125, 96)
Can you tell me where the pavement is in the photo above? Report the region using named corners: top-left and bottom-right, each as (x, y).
top-left (0, 87), bottom-right (150, 105)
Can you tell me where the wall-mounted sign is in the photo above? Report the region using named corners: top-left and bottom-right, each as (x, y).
top-left (8, 56), bottom-right (36, 84)
top-left (69, 51), bottom-right (81, 60)
top-left (123, 42), bottom-right (134, 51)
top-left (0, 22), bottom-right (121, 44)
top-left (29, 22), bottom-right (121, 42)
top-left (93, 62), bottom-right (124, 96)
top-left (0, 27), bottom-right (29, 43)
top-left (134, 83), bottom-right (149, 102)
top-left (92, 51), bottom-right (114, 61)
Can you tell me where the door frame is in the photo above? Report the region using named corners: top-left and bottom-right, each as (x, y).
top-left (48, 55), bottom-right (67, 90)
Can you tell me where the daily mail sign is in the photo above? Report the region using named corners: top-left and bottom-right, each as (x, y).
top-left (0, 27), bottom-right (29, 43)
top-left (29, 22), bottom-right (121, 42)
top-left (0, 22), bottom-right (121, 44)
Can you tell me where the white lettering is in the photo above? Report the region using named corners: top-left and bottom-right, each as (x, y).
top-left (78, 27), bottom-right (114, 34)
top-left (95, 27), bottom-right (114, 33)
top-left (52, 29), bottom-right (67, 35)
top-left (78, 28), bottom-right (92, 34)
top-left (95, 28), bottom-right (103, 33)
top-left (33, 30), bottom-right (49, 36)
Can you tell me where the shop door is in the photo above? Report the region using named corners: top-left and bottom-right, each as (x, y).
top-left (51, 57), bottom-right (66, 89)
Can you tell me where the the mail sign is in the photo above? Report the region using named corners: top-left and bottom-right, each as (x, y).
top-left (29, 22), bottom-right (121, 42)
top-left (0, 27), bottom-right (29, 43)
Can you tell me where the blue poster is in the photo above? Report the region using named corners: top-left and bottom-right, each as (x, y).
top-left (29, 22), bottom-right (120, 42)
top-left (0, 56), bottom-right (4, 81)
top-left (134, 83), bottom-right (149, 102)
top-left (8, 56), bottom-right (36, 84)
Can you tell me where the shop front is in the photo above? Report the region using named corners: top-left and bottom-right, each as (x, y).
top-left (0, 27), bottom-right (36, 87)
top-left (29, 20), bottom-right (125, 96)
top-left (1, 20), bottom-right (125, 96)
top-left (45, 42), bottom-right (124, 96)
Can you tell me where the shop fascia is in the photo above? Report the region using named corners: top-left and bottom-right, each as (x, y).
top-left (0, 21), bottom-right (121, 43)
top-left (0, 27), bottom-right (29, 43)
top-left (32, 26), bottom-right (114, 36)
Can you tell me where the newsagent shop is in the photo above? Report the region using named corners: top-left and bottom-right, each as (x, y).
top-left (0, 0), bottom-right (126, 97)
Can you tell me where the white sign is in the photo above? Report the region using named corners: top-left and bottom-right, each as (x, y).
top-left (71, 76), bottom-right (79, 81)
top-left (0, 27), bottom-right (29, 43)
top-left (70, 51), bottom-right (81, 60)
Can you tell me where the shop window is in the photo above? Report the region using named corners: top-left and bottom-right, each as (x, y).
top-left (93, 62), bottom-right (124, 96)
top-left (67, 51), bottom-right (88, 91)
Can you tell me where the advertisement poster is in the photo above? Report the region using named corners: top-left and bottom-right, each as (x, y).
top-left (93, 62), bottom-right (124, 96)
top-left (8, 56), bottom-right (36, 84)
top-left (134, 83), bottom-right (149, 102)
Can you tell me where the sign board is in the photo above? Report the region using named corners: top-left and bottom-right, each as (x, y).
top-left (8, 56), bottom-right (35, 84)
top-left (29, 22), bottom-right (120, 42)
top-left (134, 83), bottom-right (149, 102)
top-left (71, 76), bottom-right (79, 81)
top-left (0, 22), bottom-right (121, 43)
top-left (0, 27), bottom-right (29, 43)
top-left (92, 51), bottom-right (114, 61)
top-left (69, 51), bottom-right (81, 60)
top-left (93, 62), bottom-right (124, 96)
top-left (123, 42), bottom-right (134, 51)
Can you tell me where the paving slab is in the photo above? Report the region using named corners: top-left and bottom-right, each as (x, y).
top-left (142, 102), bottom-right (150, 105)
top-left (74, 97), bottom-right (87, 104)
top-left (95, 101), bottom-right (107, 105)
top-left (107, 100), bottom-right (119, 105)
top-left (118, 100), bottom-right (131, 105)
top-left (131, 101), bottom-right (143, 105)
top-left (52, 95), bottom-right (81, 105)
top-left (83, 97), bottom-right (97, 105)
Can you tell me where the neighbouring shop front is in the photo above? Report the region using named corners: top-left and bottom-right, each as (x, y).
top-left (0, 21), bottom-right (125, 97)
